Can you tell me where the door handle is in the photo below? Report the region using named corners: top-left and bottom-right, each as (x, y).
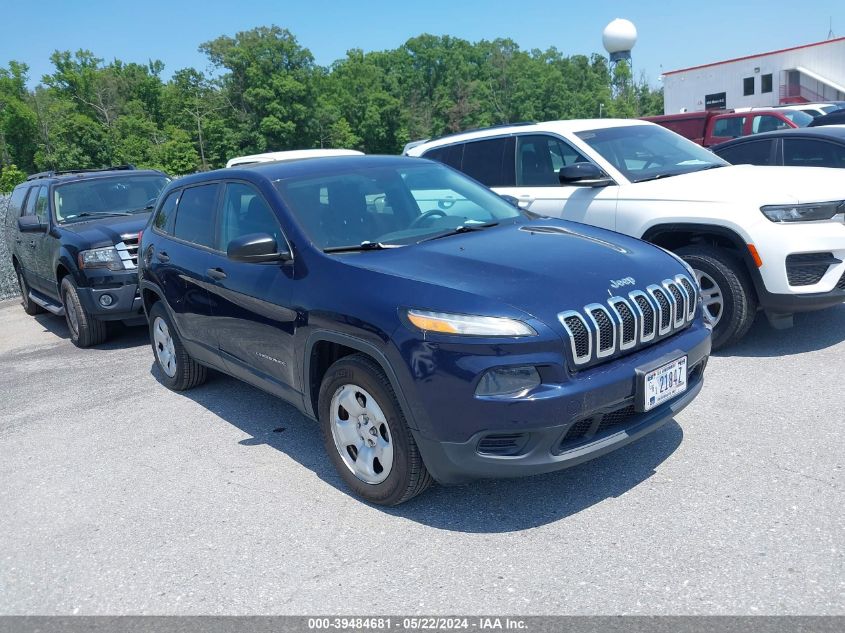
top-left (206, 267), bottom-right (227, 281)
top-left (156, 251), bottom-right (170, 263)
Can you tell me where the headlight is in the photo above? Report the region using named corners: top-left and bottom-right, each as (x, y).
top-left (760, 201), bottom-right (844, 223)
top-left (78, 247), bottom-right (124, 271)
top-left (405, 309), bottom-right (537, 336)
top-left (476, 366), bottom-right (541, 396)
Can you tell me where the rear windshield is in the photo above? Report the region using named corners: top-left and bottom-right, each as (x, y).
top-left (53, 175), bottom-right (169, 223)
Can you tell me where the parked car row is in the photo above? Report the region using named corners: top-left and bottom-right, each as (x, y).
top-left (6, 116), bottom-right (844, 506)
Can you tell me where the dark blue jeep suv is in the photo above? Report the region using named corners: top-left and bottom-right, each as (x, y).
top-left (138, 155), bottom-right (711, 505)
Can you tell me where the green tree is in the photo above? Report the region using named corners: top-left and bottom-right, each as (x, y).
top-left (0, 163), bottom-right (26, 192)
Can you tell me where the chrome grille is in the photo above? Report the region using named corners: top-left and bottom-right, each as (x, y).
top-left (558, 275), bottom-right (698, 369)
top-left (116, 233), bottom-right (140, 270)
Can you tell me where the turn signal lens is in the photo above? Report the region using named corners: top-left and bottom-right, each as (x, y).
top-left (405, 309), bottom-right (536, 337)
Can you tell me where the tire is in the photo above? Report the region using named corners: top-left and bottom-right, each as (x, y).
top-left (318, 353), bottom-right (433, 505)
top-left (61, 276), bottom-right (108, 348)
top-left (148, 301), bottom-right (207, 391)
top-left (15, 266), bottom-right (44, 316)
top-left (676, 245), bottom-right (758, 350)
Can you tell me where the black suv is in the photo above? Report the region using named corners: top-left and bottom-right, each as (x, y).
top-left (5, 166), bottom-right (169, 346)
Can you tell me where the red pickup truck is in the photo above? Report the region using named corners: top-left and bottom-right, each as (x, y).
top-left (642, 109), bottom-right (812, 147)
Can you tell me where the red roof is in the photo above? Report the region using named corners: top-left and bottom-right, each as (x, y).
top-left (663, 36), bottom-right (845, 76)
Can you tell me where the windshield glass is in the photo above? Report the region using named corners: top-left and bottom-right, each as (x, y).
top-left (274, 162), bottom-right (523, 250)
top-left (54, 175), bottom-right (169, 223)
top-left (575, 125), bottom-right (728, 183)
top-left (782, 110), bottom-right (814, 127)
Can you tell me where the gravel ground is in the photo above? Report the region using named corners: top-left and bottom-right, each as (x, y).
top-left (0, 298), bottom-right (842, 615)
top-left (0, 194), bottom-right (16, 300)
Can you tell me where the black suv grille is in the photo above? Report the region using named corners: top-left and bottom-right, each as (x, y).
top-left (116, 233), bottom-right (140, 270)
top-left (559, 275), bottom-right (697, 370)
top-left (786, 253), bottom-right (834, 286)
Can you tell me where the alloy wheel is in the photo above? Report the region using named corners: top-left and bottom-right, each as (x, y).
top-left (695, 269), bottom-right (723, 326)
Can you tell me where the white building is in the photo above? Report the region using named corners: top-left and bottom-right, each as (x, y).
top-left (662, 37), bottom-right (845, 114)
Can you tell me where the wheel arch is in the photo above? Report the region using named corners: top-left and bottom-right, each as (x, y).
top-left (303, 331), bottom-right (417, 429)
top-left (641, 223), bottom-right (764, 298)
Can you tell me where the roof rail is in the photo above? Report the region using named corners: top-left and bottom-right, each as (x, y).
top-left (428, 121), bottom-right (537, 144)
top-left (25, 164), bottom-right (137, 181)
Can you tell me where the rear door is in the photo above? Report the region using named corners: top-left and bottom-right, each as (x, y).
top-left (151, 183), bottom-right (222, 362)
top-left (495, 134), bottom-right (618, 229)
top-left (203, 181), bottom-right (299, 399)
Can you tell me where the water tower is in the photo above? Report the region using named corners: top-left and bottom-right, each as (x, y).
top-left (602, 18), bottom-right (638, 64)
top-left (602, 18), bottom-right (637, 106)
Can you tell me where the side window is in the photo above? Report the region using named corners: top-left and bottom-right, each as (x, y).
top-left (172, 183), bottom-right (219, 249)
top-left (423, 144), bottom-right (463, 170)
top-left (34, 187), bottom-right (50, 224)
top-left (783, 139), bottom-right (845, 168)
top-left (716, 140), bottom-right (774, 166)
top-left (459, 137), bottom-right (515, 187)
top-left (517, 135), bottom-right (588, 186)
top-left (153, 190), bottom-right (180, 234)
top-left (712, 117), bottom-right (744, 139)
top-left (7, 186), bottom-right (29, 225)
top-left (23, 186), bottom-right (40, 216)
top-left (218, 183), bottom-right (283, 251)
top-left (752, 115), bottom-right (789, 134)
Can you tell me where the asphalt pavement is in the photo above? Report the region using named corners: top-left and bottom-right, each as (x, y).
top-left (0, 298), bottom-right (842, 614)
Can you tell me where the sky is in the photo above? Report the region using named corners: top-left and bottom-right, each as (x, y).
top-left (1, 0), bottom-right (843, 87)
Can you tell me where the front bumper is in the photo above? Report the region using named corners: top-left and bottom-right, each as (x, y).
top-left (404, 324), bottom-right (711, 484)
top-left (76, 282), bottom-right (144, 322)
top-left (415, 378), bottom-right (702, 484)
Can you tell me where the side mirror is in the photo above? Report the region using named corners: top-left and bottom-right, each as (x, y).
top-left (227, 233), bottom-right (292, 263)
top-left (18, 215), bottom-right (47, 232)
top-left (499, 194), bottom-right (520, 207)
top-left (558, 163), bottom-right (613, 187)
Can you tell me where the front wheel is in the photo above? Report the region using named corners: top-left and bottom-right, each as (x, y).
top-left (61, 277), bottom-right (108, 348)
top-left (318, 354), bottom-right (432, 505)
top-left (676, 245), bottom-right (757, 350)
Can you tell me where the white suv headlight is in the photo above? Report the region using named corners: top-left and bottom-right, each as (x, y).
top-left (78, 247), bottom-right (124, 271)
top-left (405, 309), bottom-right (536, 337)
top-left (761, 201), bottom-right (844, 223)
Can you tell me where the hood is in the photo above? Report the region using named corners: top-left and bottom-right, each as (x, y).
top-left (60, 213), bottom-right (150, 248)
top-left (336, 219), bottom-right (690, 328)
top-left (625, 165), bottom-right (845, 205)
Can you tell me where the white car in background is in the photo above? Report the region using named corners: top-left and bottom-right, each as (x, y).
top-left (407, 119), bottom-right (845, 349)
top-left (226, 149), bottom-right (363, 168)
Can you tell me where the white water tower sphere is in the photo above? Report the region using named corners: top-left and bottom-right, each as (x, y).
top-left (603, 18), bottom-right (637, 62)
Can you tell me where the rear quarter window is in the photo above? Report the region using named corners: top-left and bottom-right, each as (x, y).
top-left (7, 186), bottom-right (29, 226)
top-left (153, 190), bottom-right (181, 235)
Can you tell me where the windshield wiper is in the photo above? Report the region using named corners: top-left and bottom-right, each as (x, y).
top-left (323, 242), bottom-right (401, 253)
top-left (418, 222), bottom-right (499, 243)
top-left (68, 211), bottom-right (133, 219)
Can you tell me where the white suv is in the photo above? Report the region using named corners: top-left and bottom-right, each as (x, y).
top-left (407, 119), bottom-right (845, 349)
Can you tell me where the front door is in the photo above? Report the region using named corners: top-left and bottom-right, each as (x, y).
top-left (204, 181), bottom-right (299, 401)
top-left (494, 134), bottom-right (619, 230)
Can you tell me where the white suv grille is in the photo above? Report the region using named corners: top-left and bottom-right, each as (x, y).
top-left (116, 233), bottom-right (139, 270)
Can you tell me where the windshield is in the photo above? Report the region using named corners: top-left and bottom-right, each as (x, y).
top-left (274, 162), bottom-right (523, 250)
top-left (54, 175), bottom-right (169, 223)
top-left (782, 110), bottom-right (814, 127)
top-left (575, 125), bottom-right (728, 183)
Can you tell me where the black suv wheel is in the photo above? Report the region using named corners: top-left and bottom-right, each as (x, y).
top-left (61, 277), bottom-right (108, 348)
top-left (148, 301), bottom-right (208, 390)
top-left (677, 245), bottom-right (757, 350)
top-left (318, 354), bottom-right (433, 505)
top-left (16, 267), bottom-right (44, 316)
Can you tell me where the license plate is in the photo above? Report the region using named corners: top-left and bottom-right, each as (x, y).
top-left (641, 356), bottom-right (687, 412)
